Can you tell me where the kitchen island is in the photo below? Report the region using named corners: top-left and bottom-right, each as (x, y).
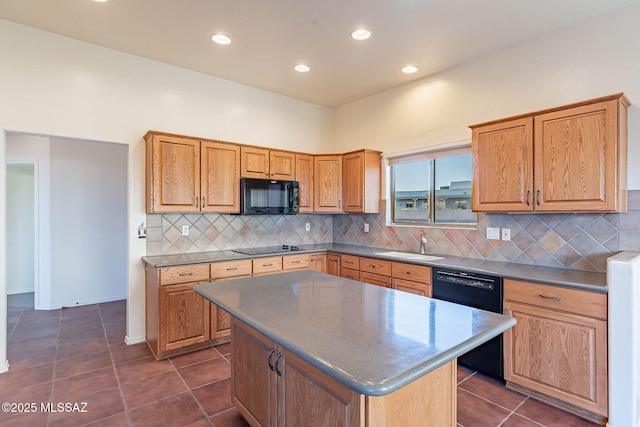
top-left (195, 270), bottom-right (516, 426)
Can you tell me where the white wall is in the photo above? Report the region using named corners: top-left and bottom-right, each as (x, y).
top-left (49, 137), bottom-right (128, 307)
top-left (5, 134), bottom-right (51, 310)
top-left (6, 165), bottom-right (35, 295)
top-left (0, 18), bottom-right (334, 368)
top-left (333, 3), bottom-right (640, 190)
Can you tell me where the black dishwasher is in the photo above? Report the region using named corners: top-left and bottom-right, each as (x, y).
top-left (431, 268), bottom-right (504, 381)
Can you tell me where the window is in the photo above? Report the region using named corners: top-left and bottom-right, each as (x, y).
top-left (390, 149), bottom-right (476, 225)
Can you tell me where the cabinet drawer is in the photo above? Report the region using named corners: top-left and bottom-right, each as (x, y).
top-left (160, 264), bottom-right (210, 285)
top-left (340, 268), bottom-right (360, 281)
top-left (341, 254), bottom-right (360, 270)
top-left (360, 272), bottom-right (391, 288)
top-left (392, 278), bottom-right (431, 297)
top-left (211, 259), bottom-right (253, 279)
top-left (391, 262), bottom-right (431, 284)
top-left (253, 256), bottom-right (283, 275)
top-left (359, 257), bottom-right (391, 276)
top-left (504, 279), bottom-right (607, 319)
top-left (283, 253), bottom-right (310, 271)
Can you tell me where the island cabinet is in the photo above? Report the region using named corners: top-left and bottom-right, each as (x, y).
top-left (391, 262), bottom-right (432, 297)
top-left (232, 319), bottom-right (362, 427)
top-left (342, 149), bottom-right (382, 213)
top-left (231, 317), bottom-right (457, 427)
top-left (295, 154), bottom-right (314, 213)
top-left (471, 93), bottom-right (629, 213)
top-left (314, 155), bottom-right (343, 212)
top-left (145, 263), bottom-right (212, 359)
top-left (241, 146), bottom-right (296, 180)
top-left (145, 131), bottom-right (241, 213)
top-left (503, 279), bottom-right (608, 422)
top-left (210, 259), bottom-right (253, 340)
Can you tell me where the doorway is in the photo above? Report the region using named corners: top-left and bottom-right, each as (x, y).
top-left (6, 164), bottom-right (36, 304)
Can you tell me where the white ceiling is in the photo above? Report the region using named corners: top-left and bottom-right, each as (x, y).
top-left (1, 0), bottom-right (638, 107)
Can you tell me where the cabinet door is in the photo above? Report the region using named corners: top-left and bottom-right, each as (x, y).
top-left (504, 302), bottom-right (608, 416)
top-left (308, 254), bottom-right (326, 273)
top-left (392, 278), bottom-right (431, 297)
top-left (159, 282), bottom-right (210, 352)
top-left (270, 150), bottom-right (296, 180)
top-left (201, 141), bottom-right (240, 213)
top-left (326, 254), bottom-right (341, 276)
top-left (232, 320), bottom-right (278, 427)
top-left (340, 268), bottom-right (359, 281)
top-left (360, 272), bottom-right (391, 288)
top-left (472, 117), bottom-right (534, 212)
top-left (295, 154), bottom-right (314, 212)
top-left (241, 146), bottom-right (270, 178)
top-left (343, 151), bottom-right (364, 212)
top-left (314, 155), bottom-right (343, 212)
top-left (146, 134), bottom-right (201, 212)
top-left (534, 99), bottom-right (621, 211)
top-left (278, 348), bottom-right (361, 427)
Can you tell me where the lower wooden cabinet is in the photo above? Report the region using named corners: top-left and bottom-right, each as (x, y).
top-left (308, 253), bottom-right (327, 273)
top-left (391, 262), bottom-right (432, 297)
top-left (145, 262), bottom-right (212, 359)
top-left (503, 279), bottom-right (608, 421)
top-left (327, 253), bottom-right (341, 276)
top-left (210, 259), bottom-right (253, 340)
top-left (232, 318), bottom-right (362, 427)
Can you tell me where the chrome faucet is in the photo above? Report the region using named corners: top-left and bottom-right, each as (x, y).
top-left (420, 232), bottom-right (427, 254)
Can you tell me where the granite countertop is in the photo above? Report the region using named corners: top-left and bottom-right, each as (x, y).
top-left (194, 270), bottom-right (516, 396)
top-left (143, 243), bottom-right (607, 292)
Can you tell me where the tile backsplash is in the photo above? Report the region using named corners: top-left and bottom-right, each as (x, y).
top-left (147, 190), bottom-right (640, 273)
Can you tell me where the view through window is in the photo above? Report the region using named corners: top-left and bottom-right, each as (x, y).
top-left (392, 152), bottom-right (476, 225)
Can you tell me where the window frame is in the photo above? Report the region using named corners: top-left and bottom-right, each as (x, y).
top-left (389, 146), bottom-right (476, 227)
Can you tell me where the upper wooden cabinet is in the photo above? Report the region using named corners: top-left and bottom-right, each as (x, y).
top-left (314, 155), bottom-right (343, 212)
top-left (471, 93), bottom-right (629, 212)
top-left (240, 146), bottom-right (296, 180)
top-left (295, 153), bottom-right (314, 212)
top-left (343, 149), bottom-right (382, 213)
top-left (145, 131), bottom-right (240, 213)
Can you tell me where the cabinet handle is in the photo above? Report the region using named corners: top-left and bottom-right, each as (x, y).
top-left (345, 261), bottom-right (353, 265)
top-left (539, 294), bottom-right (561, 301)
top-left (405, 271), bottom-right (411, 275)
top-left (202, 197), bottom-right (205, 207)
top-left (536, 190), bottom-right (541, 206)
top-left (526, 191), bottom-right (531, 206)
top-left (274, 352), bottom-right (283, 377)
top-left (178, 273), bottom-right (194, 277)
top-left (267, 348), bottom-right (275, 371)
top-left (263, 263), bottom-right (273, 267)
top-left (226, 267), bottom-right (238, 271)
top-left (292, 261), bottom-right (301, 264)
top-left (370, 265), bottom-right (376, 269)
top-left (196, 197), bottom-right (199, 208)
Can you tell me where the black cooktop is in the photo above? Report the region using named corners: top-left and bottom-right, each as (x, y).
top-left (232, 245), bottom-right (301, 256)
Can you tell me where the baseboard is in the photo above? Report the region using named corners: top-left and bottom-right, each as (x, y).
top-left (125, 334), bottom-right (146, 345)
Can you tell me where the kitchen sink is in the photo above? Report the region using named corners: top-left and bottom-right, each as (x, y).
top-left (373, 251), bottom-right (445, 262)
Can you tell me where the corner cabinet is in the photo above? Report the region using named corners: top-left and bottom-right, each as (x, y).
top-left (471, 93), bottom-right (629, 212)
top-left (343, 149), bottom-right (382, 213)
top-left (314, 155), bottom-right (343, 212)
top-left (145, 131), bottom-right (240, 213)
top-left (503, 279), bottom-right (608, 422)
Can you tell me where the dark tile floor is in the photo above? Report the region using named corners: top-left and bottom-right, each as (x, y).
top-left (3, 294), bottom-right (599, 426)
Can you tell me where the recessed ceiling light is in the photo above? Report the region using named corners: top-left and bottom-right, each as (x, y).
top-left (294, 64), bottom-right (310, 73)
top-left (402, 65), bottom-right (418, 74)
top-left (211, 34), bottom-right (231, 45)
top-left (93, 0), bottom-right (108, 2)
top-left (350, 29), bottom-right (371, 41)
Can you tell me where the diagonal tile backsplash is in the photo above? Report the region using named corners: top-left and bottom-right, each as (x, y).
top-left (147, 190), bottom-right (640, 273)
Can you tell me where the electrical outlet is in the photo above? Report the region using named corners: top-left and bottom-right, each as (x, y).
top-left (486, 227), bottom-right (500, 240)
top-left (364, 223), bottom-right (370, 232)
top-left (501, 228), bottom-right (511, 241)
top-left (182, 225), bottom-right (189, 236)
top-left (305, 223), bottom-right (310, 232)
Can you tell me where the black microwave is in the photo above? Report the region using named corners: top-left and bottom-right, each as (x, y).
top-left (240, 178), bottom-right (299, 215)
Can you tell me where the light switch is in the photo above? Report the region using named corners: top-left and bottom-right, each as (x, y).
top-left (305, 223), bottom-right (311, 232)
top-left (501, 228), bottom-right (511, 241)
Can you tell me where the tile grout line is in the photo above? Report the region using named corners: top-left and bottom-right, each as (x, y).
top-left (496, 397), bottom-right (546, 427)
top-left (169, 357), bottom-right (212, 424)
top-left (97, 302), bottom-right (133, 427)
